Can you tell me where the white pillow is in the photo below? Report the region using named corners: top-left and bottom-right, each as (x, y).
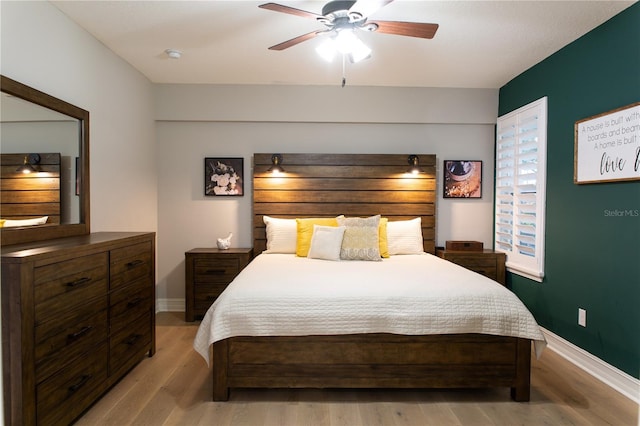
top-left (263, 216), bottom-right (297, 253)
top-left (387, 217), bottom-right (424, 255)
top-left (307, 225), bottom-right (346, 261)
top-left (1, 216), bottom-right (48, 228)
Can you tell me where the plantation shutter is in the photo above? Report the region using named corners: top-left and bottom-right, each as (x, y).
top-left (495, 97), bottom-right (547, 282)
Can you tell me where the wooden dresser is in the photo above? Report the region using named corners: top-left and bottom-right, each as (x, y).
top-left (1, 232), bottom-right (156, 425)
top-left (185, 248), bottom-right (252, 322)
top-left (436, 248), bottom-right (506, 285)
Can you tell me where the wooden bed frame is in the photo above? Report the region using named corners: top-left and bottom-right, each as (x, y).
top-left (211, 153), bottom-right (531, 402)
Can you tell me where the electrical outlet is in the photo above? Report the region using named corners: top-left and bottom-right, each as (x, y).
top-left (578, 308), bottom-right (587, 327)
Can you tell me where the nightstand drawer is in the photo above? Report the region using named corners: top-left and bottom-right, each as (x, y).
top-left (194, 283), bottom-right (229, 309)
top-left (194, 258), bottom-right (239, 282)
top-left (464, 265), bottom-right (497, 278)
top-left (447, 257), bottom-right (496, 268)
top-left (436, 248), bottom-right (506, 285)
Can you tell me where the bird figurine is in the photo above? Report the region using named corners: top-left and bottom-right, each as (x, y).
top-left (216, 232), bottom-right (233, 250)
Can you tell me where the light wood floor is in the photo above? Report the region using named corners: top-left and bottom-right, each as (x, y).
top-left (77, 312), bottom-right (638, 426)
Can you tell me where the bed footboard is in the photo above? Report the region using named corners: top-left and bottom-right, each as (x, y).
top-left (213, 339), bottom-right (230, 401)
top-left (212, 334), bottom-right (531, 402)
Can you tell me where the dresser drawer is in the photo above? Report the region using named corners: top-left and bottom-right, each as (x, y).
top-left (110, 278), bottom-right (152, 334)
top-left (194, 258), bottom-right (239, 283)
top-left (34, 252), bottom-right (107, 288)
top-left (36, 342), bottom-right (108, 426)
top-left (35, 303), bottom-right (108, 382)
top-left (34, 253), bottom-right (108, 325)
top-left (110, 241), bottom-right (152, 290)
top-left (109, 311), bottom-right (152, 376)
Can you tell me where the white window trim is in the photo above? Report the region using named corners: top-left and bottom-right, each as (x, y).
top-left (495, 97), bottom-right (547, 282)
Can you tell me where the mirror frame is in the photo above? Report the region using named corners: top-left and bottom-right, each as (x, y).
top-left (1, 75), bottom-right (90, 245)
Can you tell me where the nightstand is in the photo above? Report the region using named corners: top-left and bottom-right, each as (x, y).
top-left (435, 248), bottom-right (506, 286)
top-left (185, 247), bottom-right (253, 321)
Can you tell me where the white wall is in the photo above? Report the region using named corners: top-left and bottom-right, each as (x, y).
top-left (0, 1), bottom-right (500, 419)
top-left (1, 2), bottom-right (157, 420)
top-left (155, 84), bottom-right (498, 305)
top-left (1, 0), bottom-right (157, 234)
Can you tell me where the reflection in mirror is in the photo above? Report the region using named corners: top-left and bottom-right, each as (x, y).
top-left (0, 75), bottom-right (90, 246)
top-left (1, 93), bottom-right (80, 224)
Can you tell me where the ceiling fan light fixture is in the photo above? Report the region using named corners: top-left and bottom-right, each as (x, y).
top-left (316, 38), bottom-right (338, 62)
top-left (348, 40), bottom-right (371, 63)
top-left (316, 30), bottom-right (371, 63)
top-left (260, 1), bottom-right (439, 58)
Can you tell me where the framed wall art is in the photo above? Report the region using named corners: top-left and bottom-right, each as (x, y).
top-left (574, 102), bottom-right (640, 184)
top-left (443, 160), bottom-right (482, 198)
top-left (205, 157), bottom-right (244, 196)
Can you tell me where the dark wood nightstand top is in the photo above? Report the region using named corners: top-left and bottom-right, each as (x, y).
top-left (185, 247), bottom-right (253, 255)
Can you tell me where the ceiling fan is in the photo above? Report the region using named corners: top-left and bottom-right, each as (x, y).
top-left (259, 0), bottom-right (439, 51)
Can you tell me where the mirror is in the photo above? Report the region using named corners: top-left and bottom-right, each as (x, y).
top-left (0, 75), bottom-right (90, 245)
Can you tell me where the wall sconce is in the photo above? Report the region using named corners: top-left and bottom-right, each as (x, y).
top-left (267, 154), bottom-right (285, 175)
top-left (407, 155), bottom-right (421, 175)
top-left (16, 153), bottom-right (41, 174)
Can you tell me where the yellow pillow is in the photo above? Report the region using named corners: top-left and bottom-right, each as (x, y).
top-left (296, 217), bottom-right (339, 257)
top-left (379, 217), bottom-right (389, 258)
top-left (0, 219), bottom-right (5, 228)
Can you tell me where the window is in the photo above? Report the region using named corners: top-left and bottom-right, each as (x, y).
top-left (495, 97), bottom-right (547, 282)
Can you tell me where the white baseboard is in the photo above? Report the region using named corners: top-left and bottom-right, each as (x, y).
top-left (153, 302), bottom-right (639, 404)
top-left (156, 298), bottom-right (184, 314)
top-left (541, 327), bottom-right (639, 404)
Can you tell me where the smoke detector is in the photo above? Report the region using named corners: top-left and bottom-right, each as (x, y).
top-left (165, 49), bottom-right (182, 59)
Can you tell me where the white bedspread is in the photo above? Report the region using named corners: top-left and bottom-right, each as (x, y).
top-left (194, 253), bottom-right (546, 364)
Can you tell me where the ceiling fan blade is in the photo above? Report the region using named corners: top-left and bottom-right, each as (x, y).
top-left (370, 20), bottom-right (439, 39)
top-left (259, 3), bottom-right (322, 20)
top-left (268, 30), bottom-right (325, 51)
top-left (349, 0), bottom-right (394, 19)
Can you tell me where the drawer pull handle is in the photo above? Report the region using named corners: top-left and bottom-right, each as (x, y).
top-left (204, 269), bottom-right (225, 275)
top-left (68, 374), bottom-right (92, 393)
top-left (126, 259), bottom-right (144, 269)
top-left (66, 277), bottom-right (91, 288)
top-left (124, 334), bottom-right (142, 346)
top-left (67, 326), bottom-right (93, 342)
top-left (127, 297), bottom-right (143, 308)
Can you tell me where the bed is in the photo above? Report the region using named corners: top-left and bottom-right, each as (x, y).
top-left (193, 153), bottom-right (546, 402)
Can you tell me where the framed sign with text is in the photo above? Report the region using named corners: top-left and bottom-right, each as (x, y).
top-left (574, 102), bottom-right (640, 184)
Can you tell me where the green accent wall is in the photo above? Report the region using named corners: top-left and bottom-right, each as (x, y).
top-left (498, 3), bottom-right (640, 379)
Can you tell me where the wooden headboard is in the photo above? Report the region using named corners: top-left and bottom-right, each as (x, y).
top-left (0, 153), bottom-right (61, 224)
top-left (253, 153), bottom-right (436, 254)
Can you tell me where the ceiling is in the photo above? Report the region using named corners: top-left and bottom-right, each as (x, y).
top-left (51, 1), bottom-right (635, 88)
